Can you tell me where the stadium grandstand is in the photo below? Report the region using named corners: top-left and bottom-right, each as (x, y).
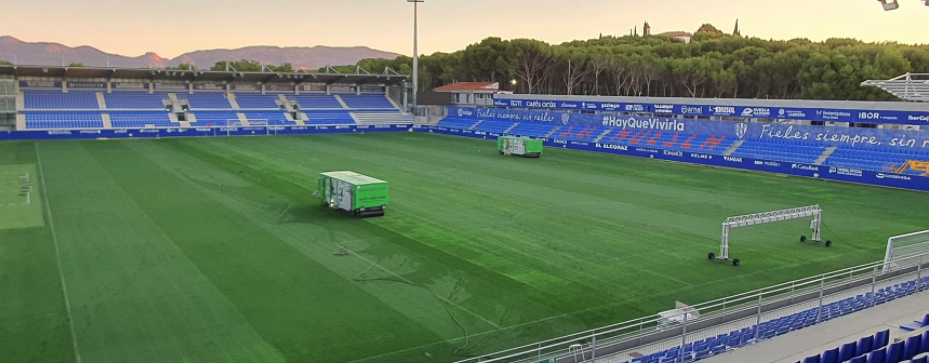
top-left (0, 64), bottom-right (412, 132)
top-left (428, 91), bottom-right (929, 182)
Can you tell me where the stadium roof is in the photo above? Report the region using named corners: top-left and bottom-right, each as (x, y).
top-left (434, 82), bottom-right (510, 93)
top-left (0, 65), bottom-right (408, 85)
top-left (495, 94), bottom-right (929, 112)
top-left (862, 73), bottom-right (929, 102)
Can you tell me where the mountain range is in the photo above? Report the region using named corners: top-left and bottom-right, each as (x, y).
top-left (0, 36), bottom-right (400, 70)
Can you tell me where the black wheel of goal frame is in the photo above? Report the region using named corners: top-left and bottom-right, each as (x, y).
top-left (800, 235), bottom-right (807, 242)
top-left (733, 258), bottom-right (741, 267)
top-left (826, 240), bottom-right (832, 247)
top-left (708, 252), bottom-right (716, 260)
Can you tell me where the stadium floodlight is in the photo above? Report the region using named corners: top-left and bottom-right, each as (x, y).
top-left (879, 0), bottom-right (900, 10)
top-left (711, 205), bottom-right (825, 266)
top-left (408, 0), bottom-right (424, 111)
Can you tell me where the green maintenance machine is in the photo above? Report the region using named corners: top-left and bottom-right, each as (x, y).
top-left (498, 136), bottom-right (543, 158)
top-left (315, 171), bottom-right (389, 217)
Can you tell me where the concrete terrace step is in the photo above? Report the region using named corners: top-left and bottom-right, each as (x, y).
top-left (101, 112), bottom-right (112, 129)
top-left (593, 128), bottom-right (613, 143)
top-left (814, 147), bottom-right (838, 166)
top-left (15, 113), bottom-right (26, 130)
top-left (503, 122), bottom-right (519, 134)
top-left (235, 112), bottom-right (250, 126)
top-left (351, 112), bottom-right (414, 125)
top-left (722, 139), bottom-right (746, 156)
top-left (228, 94), bottom-right (241, 109)
top-left (96, 92), bottom-right (108, 109)
top-left (334, 95), bottom-right (350, 109)
top-left (545, 125), bottom-right (562, 138)
top-left (15, 89), bottom-right (25, 110)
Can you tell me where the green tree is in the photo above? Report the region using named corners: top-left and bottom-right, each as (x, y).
top-left (211, 60), bottom-right (261, 72)
top-left (167, 63), bottom-right (194, 70)
top-left (0, 59), bottom-right (11, 66)
top-left (68, 62), bottom-right (86, 67)
top-left (334, 31), bottom-right (929, 100)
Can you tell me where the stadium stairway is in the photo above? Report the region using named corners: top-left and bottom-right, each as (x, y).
top-left (469, 120), bottom-right (484, 130)
top-left (228, 94), bottom-right (241, 109)
top-left (545, 125), bottom-right (563, 138)
top-left (101, 113), bottom-right (113, 129)
top-left (503, 122), bottom-right (519, 134)
top-left (384, 95), bottom-right (402, 110)
top-left (723, 140), bottom-right (746, 156)
top-left (284, 112), bottom-right (307, 126)
top-left (334, 94), bottom-right (350, 108)
top-left (350, 111), bottom-right (414, 125)
top-left (594, 128), bottom-right (614, 143)
top-left (235, 112), bottom-right (250, 126)
top-left (177, 113), bottom-right (193, 128)
top-left (96, 92), bottom-right (107, 109)
top-left (15, 113), bottom-right (25, 130)
top-left (15, 88), bottom-right (24, 110)
top-left (815, 147), bottom-right (838, 166)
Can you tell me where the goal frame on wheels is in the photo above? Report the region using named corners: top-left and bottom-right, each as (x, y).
top-left (713, 205), bottom-right (824, 266)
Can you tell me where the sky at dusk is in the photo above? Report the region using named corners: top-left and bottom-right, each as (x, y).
top-left (1, 0), bottom-right (926, 59)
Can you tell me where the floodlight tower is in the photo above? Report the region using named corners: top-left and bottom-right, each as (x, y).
top-left (408, 0), bottom-right (424, 111)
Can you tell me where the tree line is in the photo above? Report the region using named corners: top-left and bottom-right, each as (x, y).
top-left (342, 24), bottom-right (929, 101)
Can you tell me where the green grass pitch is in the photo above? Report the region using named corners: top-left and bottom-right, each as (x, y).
top-left (1, 133), bottom-right (927, 363)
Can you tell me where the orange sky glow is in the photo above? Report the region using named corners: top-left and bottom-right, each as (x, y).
top-left (1, 0), bottom-right (926, 59)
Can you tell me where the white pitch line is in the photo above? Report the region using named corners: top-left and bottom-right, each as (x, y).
top-left (36, 143), bottom-right (83, 363)
top-left (338, 245), bottom-right (503, 330)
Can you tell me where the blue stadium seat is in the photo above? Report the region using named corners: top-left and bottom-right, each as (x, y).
top-left (869, 347), bottom-right (887, 363)
top-left (472, 120), bottom-right (517, 133)
top-left (822, 347), bottom-right (839, 363)
top-left (188, 111), bottom-right (241, 126)
top-left (860, 336), bottom-right (876, 356)
top-left (889, 341), bottom-right (906, 363)
top-left (104, 92), bottom-right (169, 108)
top-left (290, 94), bottom-right (343, 109)
top-left (339, 94), bottom-right (395, 109)
top-left (905, 336), bottom-right (923, 361)
top-left (877, 330), bottom-right (892, 349)
top-left (508, 122), bottom-right (559, 137)
top-left (234, 94), bottom-right (281, 108)
top-left (803, 355), bottom-right (822, 363)
top-left (178, 93), bottom-right (232, 109)
top-left (109, 111), bottom-right (175, 128)
top-left (303, 111), bottom-right (355, 125)
top-left (923, 332), bottom-right (929, 354)
top-left (238, 111), bottom-right (294, 125)
top-left (24, 90), bottom-right (98, 109)
top-left (436, 117), bottom-right (479, 130)
top-left (23, 111), bottom-right (104, 129)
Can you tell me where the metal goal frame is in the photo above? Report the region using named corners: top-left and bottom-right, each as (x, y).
top-left (883, 229), bottom-right (929, 271)
top-left (717, 205), bottom-right (823, 262)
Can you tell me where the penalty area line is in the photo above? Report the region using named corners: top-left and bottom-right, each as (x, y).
top-left (36, 143), bottom-right (83, 363)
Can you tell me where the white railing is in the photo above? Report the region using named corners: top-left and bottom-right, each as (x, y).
top-left (454, 252), bottom-right (929, 363)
